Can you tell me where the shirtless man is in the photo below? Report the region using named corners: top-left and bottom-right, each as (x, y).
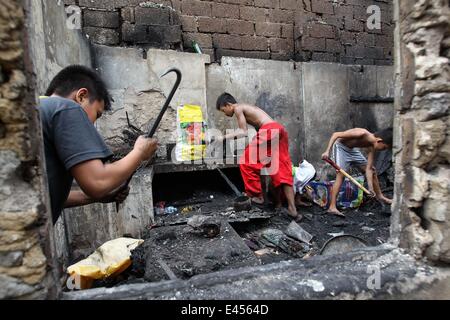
top-left (215, 93), bottom-right (301, 221)
top-left (321, 127), bottom-right (393, 217)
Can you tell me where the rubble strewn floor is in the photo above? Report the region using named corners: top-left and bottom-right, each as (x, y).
top-left (130, 222), bottom-right (260, 283)
top-left (91, 169), bottom-right (392, 289)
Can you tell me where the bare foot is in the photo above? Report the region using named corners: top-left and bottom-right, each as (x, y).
top-left (327, 208), bottom-right (346, 218)
top-left (276, 207), bottom-right (303, 222)
top-left (288, 206), bottom-right (303, 222)
top-left (378, 197), bottom-right (393, 205)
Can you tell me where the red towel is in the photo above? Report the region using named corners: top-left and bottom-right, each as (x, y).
top-left (239, 122), bottom-right (293, 199)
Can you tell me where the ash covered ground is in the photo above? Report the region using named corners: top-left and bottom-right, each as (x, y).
top-left (92, 169), bottom-right (392, 289)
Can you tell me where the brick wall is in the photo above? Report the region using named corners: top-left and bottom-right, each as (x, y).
top-left (65, 0), bottom-right (394, 64)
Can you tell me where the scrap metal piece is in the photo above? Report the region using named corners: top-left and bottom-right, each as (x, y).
top-left (157, 259), bottom-right (178, 281)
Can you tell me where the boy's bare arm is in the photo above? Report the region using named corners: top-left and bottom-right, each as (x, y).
top-left (64, 185), bottom-right (130, 208)
top-left (65, 190), bottom-right (93, 208)
top-left (223, 106), bottom-right (249, 140)
top-left (321, 128), bottom-right (366, 159)
top-left (70, 137), bottom-right (157, 200)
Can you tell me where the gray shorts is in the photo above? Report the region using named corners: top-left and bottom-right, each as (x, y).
top-left (332, 142), bottom-right (368, 171)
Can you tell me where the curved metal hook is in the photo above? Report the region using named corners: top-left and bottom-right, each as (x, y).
top-left (146, 68), bottom-right (182, 138)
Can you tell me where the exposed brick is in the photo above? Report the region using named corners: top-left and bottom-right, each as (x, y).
top-left (356, 33), bottom-right (375, 47)
top-left (84, 10), bottom-right (119, 28)
top-left (183, 32), bottom-right (213, 48)
top-left (269, 37), bottom-right (294, 53)
top-left (213, 34), bottom-right (242, 49)
top-left (121, 7), bottom-right (135, 23)
top-left (311, 0), bottom-right (334, 14)
top-left (254, 0), bottom-right (278, 9)
top-left (182, 0), bottom-right (212, 16)
top-left (312, 51), bottom-right (337, 62)
top-left (269, 9), bottom-right (295, 24)
top-left (77, 0), bottom-right (394, 65)
top-left (308, 23), bottom-right (335, 38)
top-left (340, 31), bottom-right (356, 46)
top-left (295, 50), bottom-right (313, 61)
top-left (340, 56), bottom-right (356, 64)
top-left (79, 0), bottom-right (116, 10)
top-left (353, 5), bottom-right (369, 21)
top-left (335, 5), bottom-right (353, 20)
top-left (281, 24), bottom-right (294, 39)
top-left (345, 18), bottom-right (364, 32)
top-left (135, 7), bottom-right (170, 25)
top-left (271, 52), bottom-right (293, 61)
top-left (122, 22), bottom-right (147, 43)
top-left (170, 10), bottom-right (182, 25)
top-left (326, 38), bottom-right (342, 53)
top-left (255, 22), bottom-right (281, 37)
top-left (227, 19), bottom-right (254, 35)
top-left (147, 25), bottom-right (182, 45)
top-left (346, 46), bottom-right (384, 60)
top-left (212, 3), bottom-right (240, 19)
top-left (355, 58), bottom-right (375, 65)
top-left (114, 0), bottom-right (144, 8)
top-left (180, 15), bottom-right (198, 32)
top-left (280, 0), bottom-right (297, 10)
top-left (240, 6), bottom-right (269, 22)
top-left (241, 35), bottom-right (268, 51)
top-left (197, 17), bottom-right (226, 33)
top-left (321, 14), bottom-right (344, 29)
top-left (84, 27), bottom-right (119, 45)
top-left (301, 36), bottom-right (325, 51)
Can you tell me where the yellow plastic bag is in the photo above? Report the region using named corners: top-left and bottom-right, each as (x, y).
top-left (67, 238), bottom-right (144, 290)
top-left (176, 105), bottom-right (206, 161)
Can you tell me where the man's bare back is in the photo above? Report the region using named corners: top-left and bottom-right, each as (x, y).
top-left (338, 128), bottom-right (377, 149)
top-left (235, 104), bottom-right (274, 129)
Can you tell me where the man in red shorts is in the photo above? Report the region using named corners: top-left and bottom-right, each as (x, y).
top-left (214, 93), bottom-right (301, 221)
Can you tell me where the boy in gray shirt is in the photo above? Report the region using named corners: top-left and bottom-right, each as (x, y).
top-left (39, 65), bottom-right (158, 224)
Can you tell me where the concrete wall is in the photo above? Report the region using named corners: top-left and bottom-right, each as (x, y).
top-left (303, 63), bottom-right (395, 177)
top-left (93, 46), bottom-right (210, 156)
top-left (392, 0), bottom-right (450, 263)
top-left (0, 0), bottom-right (57, 299)
top-left (206, 57), bottom-right (304, 163)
